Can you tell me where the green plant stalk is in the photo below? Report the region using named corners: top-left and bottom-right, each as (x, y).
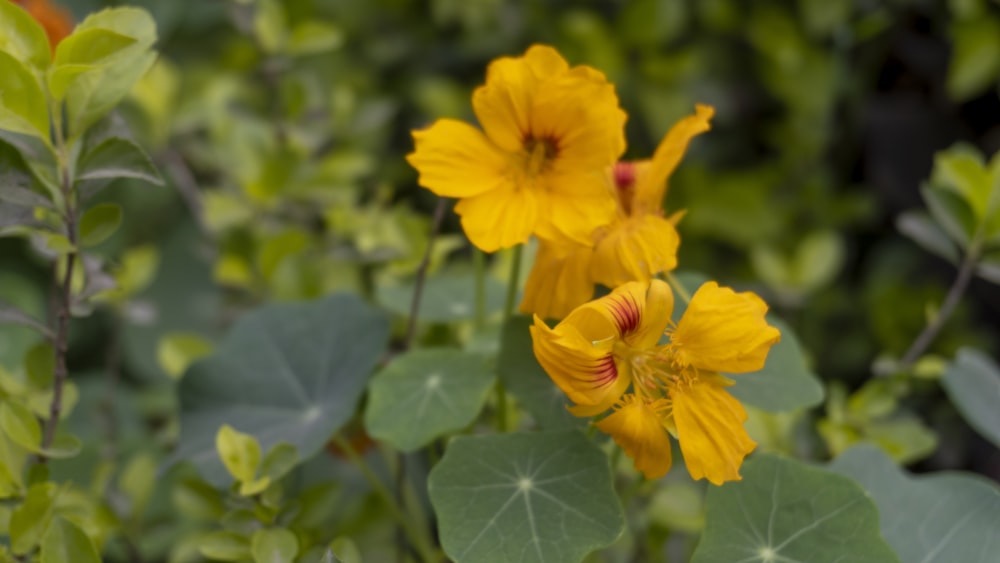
top-left (473, 249), bottom-right (486, 330)
top-left (664, 271), bottom-right (691, 304)
top-left (494, 245), bottom-right (523, 433)
top-left (404, 198), bottom-right (448, 349)
top-left (333, 436), bottom-right (439, 563)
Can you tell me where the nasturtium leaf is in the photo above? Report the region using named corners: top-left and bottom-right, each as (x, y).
top-left (9, 482), bottom-right (58, 554)
top-left (671, 272), bottom-right (824, 411)
top-left (39, 517), bottom-right (101, 563)
top-left (78, 202), bottom-right (123, 247)
top-left (830, 445), bottom-right (1000, 563)
top-left (251, 527), bottom-right (299, 563)
top-left (429, 431), bottom-right (624, 563)
top-left (378, 272), bottom-right (506, 322)
top-left (171, 293), bottom-right (389, 484)
top-left (941, 348), bottom-right (1000, 449)
top-left (692, 453), bottom-right (899, 563)
top-left (0, 0), bottom-right (52, 67)
top-left (365, 349), bottom-right (494, 451)
top-left (76, 137), bottom-right (163, 186)
top-left (0, 50), bottom-right (49, 140)
top-left (497, 315), bottom-right (585, 430)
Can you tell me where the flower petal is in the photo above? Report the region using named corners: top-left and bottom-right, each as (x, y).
top-left (596, 395), bottom-right (673, 479)
top-left (633, 104), bottom-right (713, 214)
top-left (559, 280), bottom-right (673, 350)
top-left (407, 119), bottom-right (509, 198)
top-left (534, 169), bottom-right (616, 245)
top-left (530, 316), bottom-right (629, 410)
top-left (454, 185), bottom-right (541, 252)
top-left (591, 215), bottom-right (680, 289)
top-left (671, 281), bottom-right (780, 373)
top-left (519, 239), bottom-right (595, 320)
top-left (671, 374), bottom-right (755, 485)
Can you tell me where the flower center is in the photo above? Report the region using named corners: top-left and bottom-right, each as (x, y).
top-left (522, 136), bottom-right (558, 177)
top-left (617, 344), bottom-right (696, 402)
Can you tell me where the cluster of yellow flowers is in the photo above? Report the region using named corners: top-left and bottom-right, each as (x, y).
top-left (408, 45), bottom-right (780, 484)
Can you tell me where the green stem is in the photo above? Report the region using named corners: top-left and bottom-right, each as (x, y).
top-left (494, 245), bottom-right (523, 433)
top-left (473, 249), bottom-right (486, 331)
top-left (664, 271), bottom-right (691, 304)
top-left (333, 436), bottom-right (439, 563)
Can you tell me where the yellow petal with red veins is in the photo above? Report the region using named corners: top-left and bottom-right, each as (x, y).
top-left (519, 240), bottom-right (595, 320)
top-left (671, 281), bottom-right (780, 373)
top-left (596, 395), bottom-right (673, 479)
top-left (633, 104), bottom-right (714, 214)
top-left (454, 185), bottom-right (542, 252)
top-left (590, 214), bottom-right (680, 289)
top-left (530, 317), bottom-right (628, 410)
top-left (559, 280), bottom-right (673, 350)
top-left (407, 119), bottom-right (509, 198)
top-left (671, 375), bottom-right (755, 485)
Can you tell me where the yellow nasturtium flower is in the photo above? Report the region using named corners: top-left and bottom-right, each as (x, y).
top-left (519, 105), bottom-right (714, 320)
top-left (407, 44), bottom-right (625, 252)
top-left (530, 279), bottom-right (780, 484)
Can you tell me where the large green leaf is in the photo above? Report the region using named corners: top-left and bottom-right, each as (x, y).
top-left (365, 348), bottom-right (494, 452)
top-left (692, 453), bottom-right (899, 563)
top-left (497, 315), bottom-right (585, 431)
top-left (0, 0), bottom-right (51, 68)
top-left (171, 293), bottom-right (389, 484)
top-left (378, 272), bottom-right (506, 323)
top-left (429, 431), bottom-right (623, 563)
top-left (941, 348), bottom-right (1000, 450)
top-left (0, 50), bottom-right (49, 140)
top-left (830, 445), bottom-right (1000, 563)
top-left (671, 272), bottom-right (824, 411)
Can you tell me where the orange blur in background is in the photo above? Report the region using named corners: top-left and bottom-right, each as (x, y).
top-left (13, 0), bottom-right (74, 50)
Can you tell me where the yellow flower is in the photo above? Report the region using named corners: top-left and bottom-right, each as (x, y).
top-left (530, 279), bottom-right (780, 483)
top-left (406, 45), bottom-right (625, 252)
top-left (518, 105), bottom-right (713, 319)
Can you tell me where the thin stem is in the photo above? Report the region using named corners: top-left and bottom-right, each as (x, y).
top-left (404, 198), bottom-right (448, 350)
top-left (473, 249), bottom-right (486, 331)
top-left (664, 271), bottom-right (691, 304)
top-left (333, 436), bottom-right (439, 563)
top-left (899, 246), bottom-right (980, 369)
top-left (494, 245), bottom-right (523, 433)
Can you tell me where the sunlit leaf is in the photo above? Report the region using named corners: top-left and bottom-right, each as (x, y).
top-left (0, 50), bottom-right (49, 140)
top-left (252, 528), bottom-right (299, 563)
top-left (0, 0), bottom-right (52, 67)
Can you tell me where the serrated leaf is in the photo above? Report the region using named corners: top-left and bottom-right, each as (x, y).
top-left (170, 293), bottom-right (389, 485)
top-left (0, 0), bottom-right (52, 67)
top-left (365, 349), bottom-right (494, 451)
top-left (429, 431), bottom-right (624, 563)
top-left (252, 527), bottom-right (299, 563)
top-left (498, 315), bottom-right (585, 430)
top-left (39, 517), bottom-right (100, 563)
top-left (76, 137), bottom-right (163, 186)
top-left (941, 348), bottom-right (1000, 450)
top-left (692, 453), bottom-right (899, 563)
top-left (897, 211), bottom-right (959, 263)
top-left (378, 272), bottom-right (506, 323)
top-left (830, 445), bottom-right (1000, 563)
top-left (78, 202), bottom-right (122, 247)
top-left (0, 50), bottom-right (50, 140)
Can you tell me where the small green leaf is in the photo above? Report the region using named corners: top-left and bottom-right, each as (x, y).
top-left (76, 137), bottom-right (163, 186)
top-left (259, 443), bottom-right (299, 482)
top-left (328, 538), bottom-right (362, 563)
top-left (0, 401), bottom-right (42, 452)
top-left (78, 202), bottom-right (123, 247)
top-left (947, 17), bottom-right (1000, 101)
top-left (49, 29), bottom-right (137, 99)
top-left (119, 453), bottom-right (158, 518)
top-left (497, 316), bottom-right (585, 430)
top-left (692, 454), bottom-right (899, 563)
top-left (365, 349), bottom-right (495, 451)
top-left (39, 233), bottom-right (75, 254)
top-left (830, 445), bottom-right (1000, 563)
top-left (897, 211), bottom-right (959, 263)
top-left (216, 424), bottom-right (263, 487)
top-left (792, 231), bottom-right (845, 291)
top-left (9, 482), bottom-right (58, 555)
top-left (932, 145), bottom-right (992, 220)
top-left (39, 517), bottom-right (100, 563)
top-left (253, 0), bottom-right (289, 53)
top-left (37, 434), bottom-right (82, 459)
top-left (0, 0), bottom-right (52, 67)
top-left (252, 527), bottom-right (299, 563)
top-left (378, 272), bottom-right (506, 323)
top-left (942, 348), bottom-right (1000, 450)
top-left (429, 431), bottom-right (624, 563)
top-left (157, 332), bottom-right (214, 380)
top-left (287, 22), bottom-right (343, 56)
top-left (199, 531), bottom-right (252, 561)
top-left (0, 50), bottom-right (49, 140)
top-left (922, 185), bottom-right (977, 248)
top-left (172, 479), bottom-right (225, 521)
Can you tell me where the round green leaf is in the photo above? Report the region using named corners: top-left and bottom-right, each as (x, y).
top-left (671, 272), bottom-right (824, 412)
top-left (216, 424), bottom-right (262, 486)
top-left (378, 272), bottom-right (506, 322)
top-left (40, 517), bottom-right (101, 563)
top-left (497, 316), bottom-right (585, 430)
top-left (0, 0), bottom-right (52, 67)
top-left (830, 445), bottom-right (1000, 563)
top-left (941, 348), bottom-right (1000, 450)
top-left (170, 293), bottom-right (389, 484)
top-left (429, 431), bottom-right (624, 563)
top-left (365, 348), bottom-right (494, 451)
top-left (78, 202), bottom-right (123, 248)
top-left (252, 527), bottom-right (299, 563)
top-left (692, 453), bottom-right (899, 563)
